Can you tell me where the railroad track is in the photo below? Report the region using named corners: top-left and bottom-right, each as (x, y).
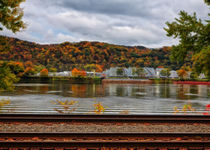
top-left (0, 114), bottom-right (209, 149)
top-left (0, 132), bottom-right (209, 149)
top-left (0, 114), bottom-right (210, 123)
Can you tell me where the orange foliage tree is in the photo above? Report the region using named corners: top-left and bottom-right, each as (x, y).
top-left (80, 70), bottom-right (87, 77)
top-left (24, 67), bottom-right (35, 76)
top-left (40, 68), bottom-right (48, 77)
top-left (72, 68), bottom-right (80, 77)
top-left (72, 68), bottom-right (86, 77)
top-left (7, 61), bottom-right (24, 77)
top-left (177, 69), bottom-right (188, 79)
top-left (25, 61), bottom-right (33, 68)
top-left (96, 64), bottom-right (103, 72)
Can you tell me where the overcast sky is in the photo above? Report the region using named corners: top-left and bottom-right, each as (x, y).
top-left (1, 0), bottom-right (209, 48)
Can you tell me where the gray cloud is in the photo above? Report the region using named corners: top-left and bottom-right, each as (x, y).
top-left (0, 0), bottom-right (209, 48)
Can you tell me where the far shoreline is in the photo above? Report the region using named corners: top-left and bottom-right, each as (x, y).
top-left (102, 78), bottom-right (210, 85)
top-left (102, 79), bottom-right (153, 84)
top-left (18, 76), bottom-right (210, 85)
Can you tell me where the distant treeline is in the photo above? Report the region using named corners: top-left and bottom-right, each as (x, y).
top-left (0, 36), bottom-right (183, 71)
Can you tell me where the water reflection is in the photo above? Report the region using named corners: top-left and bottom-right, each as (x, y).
top-left (4, 82), bottom-right (210, 100)
top-left (0, 81), bottom-right (209, 114)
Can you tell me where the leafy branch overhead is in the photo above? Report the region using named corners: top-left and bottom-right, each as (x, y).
top-left (164, 0), bottom-right (210, 78)
top-left (0, 0), bottom-right (26, 33)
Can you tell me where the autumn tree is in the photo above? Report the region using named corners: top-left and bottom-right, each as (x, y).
top-left (23, 67), bottom-right (35, 76)
top-left (24, 61), bottom-right (33, 68)
top-left (80, 70), bottom-right (87, 77)
top-left (0, 0), bottom-right (26, 32)
top-left (7, 61), bottom-right (24, 77)
top-left (72, 68), bottom-right (80, 77)
top-left (34, 65), bottom-right (45, 73)
top-left (177, 68), bottom-right (188, 80)
top-left (95, 64), bottom-right (103, 72)
top-left (164, 0), bottom-right (210, 79)
top-left (0, 36), bottom-right (10, 52)
top-left (72, 68), bottom-right (86, 77)
top-left (40, 68), bottom-right (48, 77)
top-left (0, 0), bottom-right (26, 90)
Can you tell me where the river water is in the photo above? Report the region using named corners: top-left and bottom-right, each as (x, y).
top-left (0, 81), bottom-right (209, 114)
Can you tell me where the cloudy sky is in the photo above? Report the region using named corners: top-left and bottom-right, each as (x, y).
top-left (1, 0), bottom-right (209, 48)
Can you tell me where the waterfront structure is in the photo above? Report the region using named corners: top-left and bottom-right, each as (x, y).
top-left (169, 70), bottom-right (179, 79)
top-left (143, 67), bottom-right (156, 78)
top-left (155, 68), bottom-right (164, 78)
top-left (199, 73), bottom-right (206, 79)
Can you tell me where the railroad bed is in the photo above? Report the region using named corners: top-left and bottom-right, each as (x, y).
top-left (0, 114), bottom-right (209, 149)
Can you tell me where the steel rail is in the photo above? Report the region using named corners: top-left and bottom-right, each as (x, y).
top-left (0, 141), bottom-right (209, 148)
top-left (0, 114), bottom-right (209, 123)
top-left (0, 132), bottom-right (209, 148)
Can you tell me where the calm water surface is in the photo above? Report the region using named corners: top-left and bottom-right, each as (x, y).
top-left (0, 81), bottom-right (209, 114)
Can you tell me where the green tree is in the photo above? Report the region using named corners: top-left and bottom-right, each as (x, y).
top-left (204, 0), bottom-right (210, 6)
top-left (0, 62), bottom-right (19, 91)
top-left (84, 64), bottom-right (97, 72)
top-left (190, 71), bottom-right (198, 80)
top-left (192, 46), bottom-right (210, 78)
top-left (135, 67), bottom-right (145, 78)
top-left (160, 69), bottom-right (171, 78)
top-left (49, 67), bottom-right (57, 73)
top-left (116, 67), bottom-right (124, 76)
top-left (34, 65), bottom-right (45, 73)
top-left (0, 0), bottom-right (26, 90)
top-left (164, 1), bottom-right (209, 79)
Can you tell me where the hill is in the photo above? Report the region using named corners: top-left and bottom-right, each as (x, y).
top-left (0, 35), bottom-right (180, 71)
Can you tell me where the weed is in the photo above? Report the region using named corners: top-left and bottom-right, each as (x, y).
top-left (173, 103), bottom-right (195, 114)
top-left (93, 102), bottom-right (107, 114)
top-left (0, 98), bottom-right (11, 107)
top-left (51, 99), bottom-right (78, 114)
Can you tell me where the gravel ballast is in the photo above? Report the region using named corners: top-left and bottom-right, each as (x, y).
top-left (0, 122), bottom-right (209, 133)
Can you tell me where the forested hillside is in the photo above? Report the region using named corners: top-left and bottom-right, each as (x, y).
top-left (0, 36), bottom-right (181, 71)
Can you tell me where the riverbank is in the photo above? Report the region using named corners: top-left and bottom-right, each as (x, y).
top-left (173, 81), bottom-right (210, 85)
top-left (19, 76), bottom-right (102, 84)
